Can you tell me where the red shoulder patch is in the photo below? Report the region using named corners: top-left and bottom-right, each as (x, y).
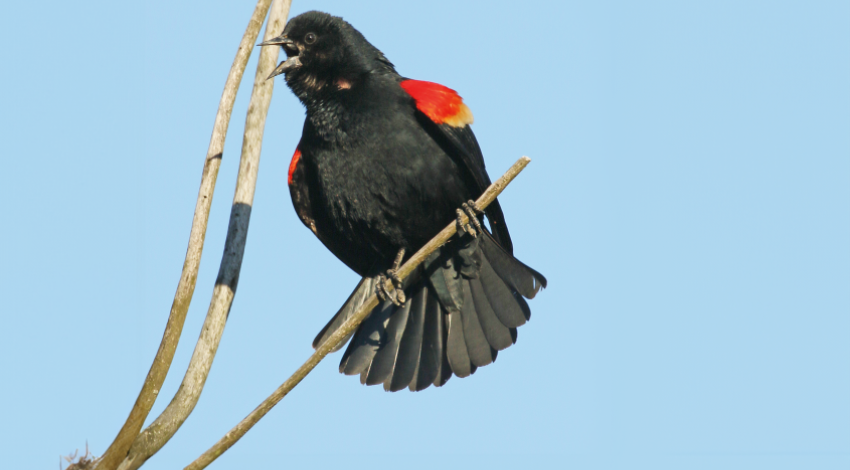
top-left (400, 80), bottom-right (474, 128)
top-left (288, 147), bottom-right (302, 185)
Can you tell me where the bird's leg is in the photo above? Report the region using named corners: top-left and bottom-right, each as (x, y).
top-left (387, 248), bottom-right (406, 304)
top-left (375, 248), bottom-right (406, 307)
top-left (463, 200), bottom-right (484, 234)
top-left (456, 200), bottom-right (484, 238)
top-left (374, 274), bottom-right (393, 304)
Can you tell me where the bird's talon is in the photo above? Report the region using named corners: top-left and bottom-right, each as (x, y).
top-left (456, 209), bottom-right (477, 237)
top-left (465, 200), bottom-right (482, 214)
top-left (462, 201), bottom-right (484, 235)
top-left (374, 274), bottom-right (389, 302)
top-left (376, 249), bottom-right (406, 307)
top-left (456, 209), bottom-right (466, 234)
top-left (388, 248), bottom-right (406, 305)
top-left (375, 276), bottom-right (402, 306)
top-left (456, 205), bottom-right (480, 238)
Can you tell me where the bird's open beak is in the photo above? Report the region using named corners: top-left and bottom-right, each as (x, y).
top-left (266, 56), bottom-right (302, 79)
top-left (258, 35), bottom-right (302, 79)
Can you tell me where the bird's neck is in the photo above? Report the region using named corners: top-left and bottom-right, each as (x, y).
top-left (303, 93), bottom-right (348, 143)
top-left (290, 72), bottom-right (373, 143)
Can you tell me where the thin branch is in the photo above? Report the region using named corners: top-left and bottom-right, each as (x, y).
top-left (185, 156), bottom-right (533, 470)
top-left (93, 1), bottom-right (275, 469)
top-left (113, 2), bottom-right (292, 469)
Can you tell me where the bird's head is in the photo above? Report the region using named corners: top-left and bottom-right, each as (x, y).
top-left (259, 11), bottom-right (395, 97)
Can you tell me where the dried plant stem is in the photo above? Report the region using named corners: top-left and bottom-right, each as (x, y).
top-left (185, 156), bottom-right (532, 470)
top-left (110, 1), bottom-right (290, 469)
top-left (92, 1), bottom-right (275, 469)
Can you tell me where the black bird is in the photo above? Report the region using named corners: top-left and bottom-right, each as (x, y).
top-left (260, 11), bottom-right (546, 391)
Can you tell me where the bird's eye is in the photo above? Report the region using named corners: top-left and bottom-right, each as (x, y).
top-left (304, 32), bottom-right (317, 44)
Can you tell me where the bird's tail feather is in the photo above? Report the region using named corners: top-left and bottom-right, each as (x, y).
top-left (327, 231), bottom-right (545, 392)
top-left (312, 276), bottom-right (377, 352)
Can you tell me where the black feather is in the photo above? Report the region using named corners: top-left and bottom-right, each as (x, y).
top-left (480, 232), bottom-right (547, 299)
top-left (426, 250), bottom-right (464, 313)
top-left (432, 302), bottom-right (453, 388)
top-left (413, 288), bottom-right (444, 390)
top-left (516, 292), bottom-right (532, 321)
top-left (446, 311), bottom-right (474, 378)
top-left (389, 286), bottom-right (427, 391)
top-left (313, 277), bottom-right (374, 351)
top-left (470, 277), bottom-right (514, 350)
top-left (478, 255), bottom-right (527, 328)
top-left (415, 112), bottom-right (514, 254)
top-left (460, 281), bottom-right (496, 367)
top-left (456, 235), bottom-right (482, 278)
top-left (366, 298), bottom-right (411, 386)
top-left (339, 301), bottom-right (393, 376)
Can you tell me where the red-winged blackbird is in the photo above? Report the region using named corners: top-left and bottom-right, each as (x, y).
top-left (260, 11), bottom-right (546, 392)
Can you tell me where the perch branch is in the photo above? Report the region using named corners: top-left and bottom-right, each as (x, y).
top-left (93, 1), bottom-right (275, 469)
top-left (113, 1), bottom-right (292, 469)
top-left (185, 156), bottom-right (533, 470)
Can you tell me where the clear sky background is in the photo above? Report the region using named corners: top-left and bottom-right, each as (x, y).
top-left (1, 1), bottom-right (848, 469)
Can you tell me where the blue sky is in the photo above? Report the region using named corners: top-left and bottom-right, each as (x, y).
top-left (0, 1), bottom-right (848, 469)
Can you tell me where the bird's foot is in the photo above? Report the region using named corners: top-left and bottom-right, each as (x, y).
top-left (375, 249), bottom-right (406, 307)
top-left (456, 200), bottom-right (484, 238)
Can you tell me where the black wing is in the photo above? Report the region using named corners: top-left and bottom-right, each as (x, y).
top-left (413, 111), bottom-right (515, 254)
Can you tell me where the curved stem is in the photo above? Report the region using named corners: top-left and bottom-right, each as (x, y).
top-left (114, 1), bottom-right (291, 469)
top-left (92, 1), bottom-right (275, 469)
top-left (184, 156), bottom-right (532, 470)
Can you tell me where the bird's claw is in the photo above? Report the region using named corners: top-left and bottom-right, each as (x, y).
top-left (375, 249), bottom-right (406, 307)
top-left (375, 274), bottom-right (402, 306)
top-left (456, 200), bottom-right (483, 238)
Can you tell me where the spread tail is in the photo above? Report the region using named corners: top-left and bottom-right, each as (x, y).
top-left (315, 231), bottom-right (546, 391)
